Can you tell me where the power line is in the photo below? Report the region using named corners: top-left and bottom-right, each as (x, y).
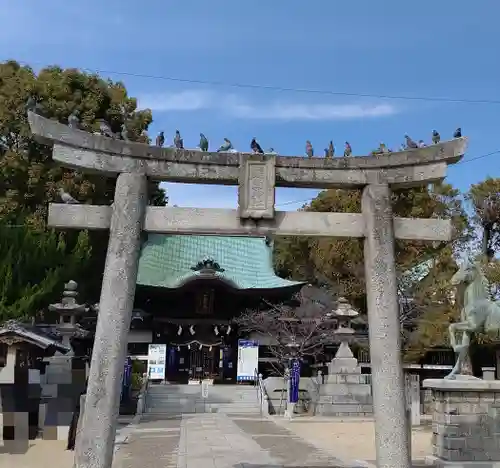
top-left (10, 59), bottom-right (500, 105)
top-left (276, 148), bottom-right (500, 208)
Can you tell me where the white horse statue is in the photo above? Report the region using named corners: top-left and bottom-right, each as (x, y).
top-left (446, 259), bottom-right (500, 379)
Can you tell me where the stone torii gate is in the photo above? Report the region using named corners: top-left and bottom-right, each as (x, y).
top-left (28, 112), bottom-right (467, 468)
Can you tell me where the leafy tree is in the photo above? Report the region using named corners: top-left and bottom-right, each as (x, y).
top-left (274, 183), bottom-right (469, 314)
top-left (401, 246), bottom-right (460, 360)
top-left (0, 221), bottom-right (91, 321)
top-left (273, 182), bottom-right (471, 361)
top-left (467, 177), bottom-right (500, 254)
top-left (0, 60), bottom-right (166, 227)
top-left (0, 60), bottom-right (167, 303)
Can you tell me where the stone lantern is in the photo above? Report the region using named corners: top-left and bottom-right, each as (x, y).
top-left (329, 297), bottom-right (359, 372)
top-left (44, 280), bottom-right (88, 441)
top-left (48, 280), bottom-right (88, 354)
top-left (317, 297), bottom-right (374, 417)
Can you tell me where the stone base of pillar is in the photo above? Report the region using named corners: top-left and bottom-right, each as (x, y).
top-left (424, 377), bottom-right (500, 466)
top-left (316, 352), bottom-right (373, 416)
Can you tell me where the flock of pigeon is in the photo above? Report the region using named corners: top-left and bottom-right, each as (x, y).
top-left (150, 128), bottom-right (462, 158)
top-left (26, 97), bottom-right (464, 204)
top-left (26, 97), bottom-right (462, 158)
top-left (56, 126), bottom-right (462, 207)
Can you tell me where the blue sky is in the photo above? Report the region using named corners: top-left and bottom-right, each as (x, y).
top-left (2, 1), bottom-right (499, 210)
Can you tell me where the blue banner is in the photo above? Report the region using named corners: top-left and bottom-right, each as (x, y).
top-left (289, 359), bottom-right (301, 403)
top-left (121, 357), bottom-right (132, 403)
top-left (168, 346), bottom-right (176, 371)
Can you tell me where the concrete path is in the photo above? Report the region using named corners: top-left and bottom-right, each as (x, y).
top-left (0, 416), bottom-right (136, 468)
top-left (272, 416), bottom-right (432, 468)
top-left (112, 413), bottom-right (361, 468)
top-left (0, 414), bottom-right (433, 467)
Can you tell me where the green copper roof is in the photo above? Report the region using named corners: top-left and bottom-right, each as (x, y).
top-left (136, 235), bottom-right (303, 290)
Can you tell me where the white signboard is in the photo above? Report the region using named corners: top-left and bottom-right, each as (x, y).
top-left (237, 339), bottom-right (259, 382)
top-left (147, 344), bottom-right (167, 380)
top-left (201, 380), bottom-right (209, 399)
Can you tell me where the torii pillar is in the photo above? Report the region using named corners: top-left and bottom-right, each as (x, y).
top-left (363, 183), bottom-right (408, 466)
top-left (27, 111), bottom-right (467, 468)
top-left (76, 173), bottom-right (147, 468)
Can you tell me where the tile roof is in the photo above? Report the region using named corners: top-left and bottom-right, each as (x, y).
top-left (136, 235), bottom-right (304, 291)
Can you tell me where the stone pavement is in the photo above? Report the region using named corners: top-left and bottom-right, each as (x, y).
top-left (272, 416), bottom-right (433, 468)
top-left (112, 413), bottom-right (364, 468)
top-left (0, 413), bottom-right (434, 468)
top-left (0, 415), bottom-right (135, 468)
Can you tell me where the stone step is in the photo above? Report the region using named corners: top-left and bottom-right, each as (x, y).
top-left (146, 384), bottom-right (262, 415)
top-left (147, 394), bottom-right (258, 401)
top-left (147, 395), bottom-right (257, 402)
top-left (146, 402), bottom-right (261, 414)
top-left (147, 394), bottom-right (259, 403)
top-left (148, 393), bottom-right (258, 400)
top-left (146, 407), bottom-right (260, 415)
top-left (318, 395), bottom-right (373, 404)
top-left (147, 404), bottom-right (260, 411)
top-left (148, 401), bottom-right (258, 407)
top-left (148, 402), bottom-right (260, 408)
top-left (315, 402), bottom-right (373, 415)
top-left (148, 389), bottom-right (258, 396)
top-left (147, 389), bottom-right (258, 395)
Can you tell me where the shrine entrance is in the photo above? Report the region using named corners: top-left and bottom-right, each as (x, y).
top-left (165, 332), bottom-right (238, 384)
top-left (188, 346), bottom-right (216, 381)
top-left (29, 110), bottom-right (466, 468)
top-left (165, 344), bottom-right (238, 383)
top-left (135, 258), bottom-right (297, 384)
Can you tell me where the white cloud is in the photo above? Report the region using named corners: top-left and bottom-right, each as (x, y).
top-left (138, 91), bottom-right (214, 112)
top-left (229, 101), bottom-right (396, 120)
top-left (138, 90), bottom-right (399, 121)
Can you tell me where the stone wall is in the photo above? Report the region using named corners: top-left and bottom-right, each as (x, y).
top-left (426, 378), bottom-right (500, 465)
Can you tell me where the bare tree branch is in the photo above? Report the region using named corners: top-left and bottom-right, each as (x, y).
top-left (234, 286), bottom-right (338, 372)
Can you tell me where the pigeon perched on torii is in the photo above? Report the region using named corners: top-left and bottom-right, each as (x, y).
top-left (121, 123), bottom-right (129, 141)
top-left (404, 135), bottom-right (418, 149)
top-left (99, 120), bottom-right (116, 139)
top-left (305, 140), bottom-right (314, 158)
top-left (68, 111), bottom-right (80, 129)
top-left (199, 133), bottom-right (209, 152)
top-left (327, 141), bottom-right (335, 158)
top-left (344, 142), bottom-right (352, 157)
top-left (58, 188), bottom-right (79, 204)
top-left (217, 138), bottom-right (233, 152)
top-left (250, 138), bottom-right (264, 154)
top-left (25, 96), bottom-right (44, 115)
top-left (174, 130), bottom-right (184, 149)
top-left (156, 131), bottom-right (165, 147)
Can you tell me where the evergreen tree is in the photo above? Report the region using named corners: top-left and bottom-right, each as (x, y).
top-left (0, 221), bottom-right (91, 321)
top-left (0, 60), bottom-right (168, 303)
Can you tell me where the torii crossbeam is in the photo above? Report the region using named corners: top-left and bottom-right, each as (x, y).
top-left (28, 111), bottom-right (467, 468)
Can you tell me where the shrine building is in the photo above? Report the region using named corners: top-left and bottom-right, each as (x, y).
top-left (128, 234), bottom-right (305, 383)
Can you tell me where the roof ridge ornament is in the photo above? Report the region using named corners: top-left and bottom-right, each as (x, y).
top-left (191, 257), bottom-right (225, 274)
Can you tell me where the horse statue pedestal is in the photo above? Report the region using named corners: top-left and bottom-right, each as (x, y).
top-left (424, 377), bottom-right (500, 467)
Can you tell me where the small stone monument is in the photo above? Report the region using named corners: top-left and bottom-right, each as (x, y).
top-left (43, 280), bottom-right (88, 441)
top-left (317, 298), bottom-right (373, 416)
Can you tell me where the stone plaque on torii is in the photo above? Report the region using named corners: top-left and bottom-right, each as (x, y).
top-left (28, 112), bottom-right (467, 468)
